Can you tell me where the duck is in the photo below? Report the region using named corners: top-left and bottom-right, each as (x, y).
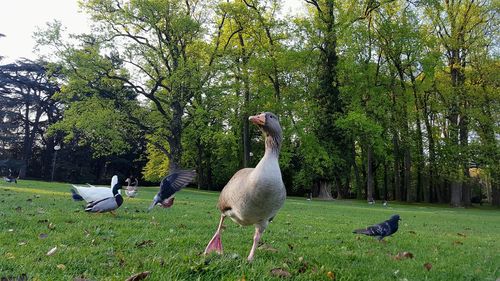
top-left (148, 169), bottom-right (197, 211)
top-left (71, 175), bottom-right (119, 202)
top-left (84, 182), bottom-right (124, 213)
top-left (204, 112), bottom-right (286, 261)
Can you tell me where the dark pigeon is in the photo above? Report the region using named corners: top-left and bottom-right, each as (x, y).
top-left (148, 169), bottom-right (196, 211)
top-left (85, 183), bottom-right (123, 213)
top-left (353, 214), bottom-right (401, 240)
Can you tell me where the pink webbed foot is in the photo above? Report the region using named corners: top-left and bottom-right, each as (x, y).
top-left (204, 232), bottom-right (223, 255)
top-left (204, 215), bottom-right (225, 255)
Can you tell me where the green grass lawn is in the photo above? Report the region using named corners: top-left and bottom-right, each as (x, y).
top-left (1, 180), bottom-right (499, 281)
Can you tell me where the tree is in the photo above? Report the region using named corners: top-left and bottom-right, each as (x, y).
top-left (0, 59), bottom-right (62, 178)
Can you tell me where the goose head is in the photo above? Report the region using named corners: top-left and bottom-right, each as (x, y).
top-left (249, 112), bottom-right (281, 135)
top-left (249, 112), bottom-right (282, 154)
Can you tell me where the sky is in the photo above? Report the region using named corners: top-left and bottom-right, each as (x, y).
top-left (0, 0), bottom-right (305, 63)
top-left (0, 0), bottom-right (91, 62)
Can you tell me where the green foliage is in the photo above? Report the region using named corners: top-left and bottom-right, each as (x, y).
top-left (142, 141), bottom-right (170, 182)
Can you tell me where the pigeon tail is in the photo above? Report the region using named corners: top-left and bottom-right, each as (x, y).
top-left (71, 189), bottom-right (84, 201)
top-left (353, 228), bottom-right (370, 235)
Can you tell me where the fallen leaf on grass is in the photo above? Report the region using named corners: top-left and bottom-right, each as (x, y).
top-left (424, 263), bottom-right (432, 271)
top-left (39, 233), bottom-right (48, 239)
top-left (57, 264), bottom-right (66, 270)
top-left (125, 271), bottom-right (150, 281)
top-left (327, 271), bottom-right (335, 280)
top-left (8, 229), bottom-right (14, 232)
top-left (18, 241), bottom-right (27, 246)
top-left (409, 230), bottom-right (417, 234)
top-left (258, 243), bottom-right (278, 253)
top-left (453, 240), bottom-right (463, 245)
top-left (270, 268), bottom-right (291, 278)
top-left (394, 252), bottom-right (414, 260)
top-left (136, 240), bottom-right (155, 248)
top-left (297, 260), bottom-right (308, 274)
top-left (46, 246), bottom-right (57, 256)
top-left (5, 252), bottom-right (15, 259)
top-left (457, 232), bottom-right (466, 237)
top-left (48, 223), bottom-right (56, 230)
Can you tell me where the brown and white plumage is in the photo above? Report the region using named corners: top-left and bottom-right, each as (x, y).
top-left (204, 112), bottom-right (286, 261)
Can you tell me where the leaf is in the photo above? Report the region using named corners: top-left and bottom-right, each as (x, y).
top-left (409, 230), bottom-right (417, 234)
top-left (46, 246), bottom-right (57, 256)
top-left (135, 240), bottom-right (155, 248)
top-left (270, 268), bottom-right (291, 278)
top-left (258, 243), bottom-right (278, 253)
top-left (125, 271), bottom-right (150, 281)
top-left (394, 252), bottom-right (414, 260)
top-left (457, 232), bottom-right (466, 237)
top-left (57, 264), bottom-right (66, 270)
top-left (424, 262), bottom-right (432, 271)
top-left (453, 240), bottom-right (463, 245)
top-left (48, 223), bottom-right (56, 230)
top-left (327, 271), bottom-right (335, 280)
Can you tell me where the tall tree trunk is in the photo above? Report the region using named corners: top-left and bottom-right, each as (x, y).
top-left (383, 161), bottom-right (389, 201)
top-left (352, 144), bottom-right (363, 200)
top-left (317, 180), bottom-right (334, 200)
top-left (491, 169), bottom-right (500, 207)
top-left (393, 132), bottom-right (402, 201)
top-left (404, 146), bottom-right (412, 202)
top-left (450, 181), bottom-right (463, 207)
top-left (367, 145), bottom-right (374, 202)
top-left (239, 32), bottom-right (251, 168)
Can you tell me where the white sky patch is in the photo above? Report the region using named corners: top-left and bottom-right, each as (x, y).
top-left (0, 0), bottom-right (91, 62)
top-left (0, 0), bottom-right (305, 63)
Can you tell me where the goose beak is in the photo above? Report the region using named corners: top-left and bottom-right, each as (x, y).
top-left (249, 113), bottom-right (266, 126)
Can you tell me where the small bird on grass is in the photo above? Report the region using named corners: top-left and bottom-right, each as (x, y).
top-left (148, 169), bottom-right (197, 211)
top-left (84, 182), bottom-right (124, 214)
top-left (353, 214), bottom-right (401, 241)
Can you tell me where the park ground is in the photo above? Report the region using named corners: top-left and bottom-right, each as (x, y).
top-left (0, 180), bottom-right (499, 280)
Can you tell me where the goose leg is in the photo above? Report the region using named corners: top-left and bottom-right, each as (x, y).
top-left (247, 226), bottom-right (265, 262)
top-left (204, 215), bottom-right (225, 255)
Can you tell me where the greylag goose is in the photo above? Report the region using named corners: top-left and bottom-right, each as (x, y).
top-left (148, 169), bottom-right (197, 211)
top-left (125, 176), bottom-right (139, 198)
top-left (84, 182), bottom-right (124, 213)
top-left (71, 175), bottom-right (119, 202)
top-left (204, 112), bottom-right (286, 261)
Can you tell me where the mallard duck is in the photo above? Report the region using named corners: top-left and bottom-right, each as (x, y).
top-left (71, 175), bottom-right (119, 202)
top-left (148, 170), bottom-right (196, 211)
top-left (204, 112), bottom-right (286, 261)
top-left (84, 182), bottom-right (124, 213)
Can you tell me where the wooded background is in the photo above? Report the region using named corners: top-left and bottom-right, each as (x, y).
top-left (0, 0), bottom-right (498, 207)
